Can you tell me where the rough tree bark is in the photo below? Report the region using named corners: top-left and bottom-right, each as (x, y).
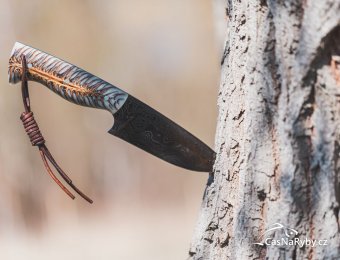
top-left (189, 1), bottom-right (340, 259)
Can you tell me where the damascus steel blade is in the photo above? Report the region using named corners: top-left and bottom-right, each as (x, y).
top-left (109, 96), bottom-right (215, 172)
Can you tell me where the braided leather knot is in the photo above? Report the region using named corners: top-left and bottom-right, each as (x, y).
top-left (20, 112), bottom-right (45, 146)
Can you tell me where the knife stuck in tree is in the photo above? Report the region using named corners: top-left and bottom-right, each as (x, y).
top-left (8, 42), bottom-right (216, 203)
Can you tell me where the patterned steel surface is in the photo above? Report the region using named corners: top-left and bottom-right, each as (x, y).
top-left (9, 42), bottom-right (128, 114)
top-left (109, 96), bottom-right (215, 172)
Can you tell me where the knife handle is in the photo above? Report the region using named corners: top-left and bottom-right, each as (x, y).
top-left (8, 42), bottom-right (128, 114)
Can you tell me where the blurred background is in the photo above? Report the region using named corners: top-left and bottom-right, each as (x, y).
top-left (0, 1), bottom-right (225, 259)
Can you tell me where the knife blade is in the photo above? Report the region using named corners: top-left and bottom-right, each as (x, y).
top-left (8, 42), bottom-right (215, 172)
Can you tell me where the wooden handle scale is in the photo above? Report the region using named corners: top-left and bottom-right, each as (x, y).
top-left (9, 42), bottom-right (128, 114)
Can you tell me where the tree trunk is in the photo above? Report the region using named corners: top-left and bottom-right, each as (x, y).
top-left (189, 1), bottom-right (340, 259)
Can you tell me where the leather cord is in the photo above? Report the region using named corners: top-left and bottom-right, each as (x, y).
top-left (19, 55), bottom-right (93, 204)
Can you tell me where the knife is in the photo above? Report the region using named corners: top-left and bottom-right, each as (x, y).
top-left (9, 42), bottom-right (215, 172)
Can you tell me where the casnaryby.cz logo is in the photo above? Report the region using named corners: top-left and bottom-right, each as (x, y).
top-left (253, 223), bottom-right (327, 248)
